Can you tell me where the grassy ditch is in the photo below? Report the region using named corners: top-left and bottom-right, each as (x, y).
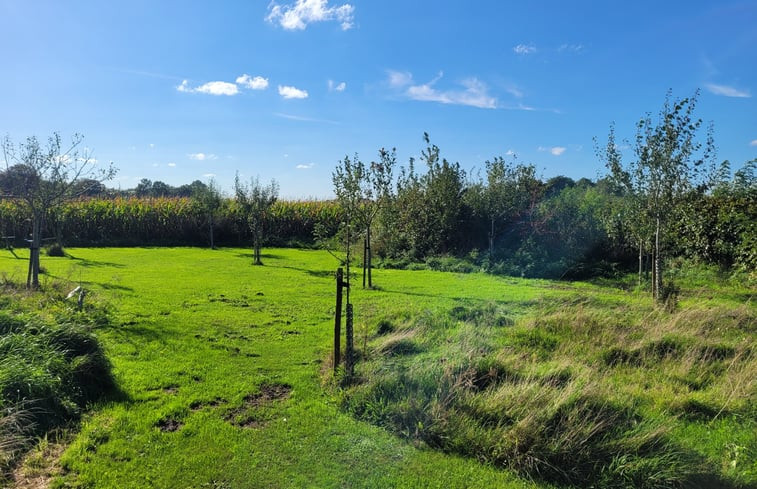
top-left (343, 289), bottom-right (756, 488)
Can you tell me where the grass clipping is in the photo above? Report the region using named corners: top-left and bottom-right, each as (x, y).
top-left (341, 301), bottom-right (756, 488)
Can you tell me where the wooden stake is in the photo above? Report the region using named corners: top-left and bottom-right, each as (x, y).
top-left (334, 268), bottom-right (343, 373)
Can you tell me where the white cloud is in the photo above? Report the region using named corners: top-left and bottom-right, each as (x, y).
top-left (750, 140), bottom-right (757, 147)
top-left (397, 72), bottom-right (497, 109)
top-left (203, 173), bottom-right (216, 178)
top-left (149, 143), bottom-right (155, 148)
top-left (266, 0), bottom-right (355, 30)
top-left (168, 162), bottom-right (176, 167)
top-left (196, 81), bottom-right (239, 96)
top-left (328, 80), bottom-right (346, 92)
top-left (177, 79), bottom-right (239, 96)
top-left (538, 146), bottom-right (567, 156)
top-left (188, 153), bottom-right (218, 161)
top-left (296, 163), bottom-right (315, 169)
top-left (236, 74), bottom-right (269, 90)
top-left (505, 149), bottom-right (516, 156)
top-left (513, 44), bottom-right (537, 55)
top-left (278, 85), bottom-right (309, 99)
top-left (705, 83), bottom-right (751, 98)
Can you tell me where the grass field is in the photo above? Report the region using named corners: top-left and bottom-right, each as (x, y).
top-left (1, 247), bottom-right (754, 488)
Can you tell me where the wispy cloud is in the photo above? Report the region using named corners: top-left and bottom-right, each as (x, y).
top-left (188, 153), bottom-right (218, 161)
top-left (513, 44), bottom-right (537, 55)
top-left (389, 71), bottom-right (497, 109)
top-left (558, 43), bottom-right (584, 53)
top-left (750, 140), bottom-right (757, 147)
top-left (266, 0), bottom-right (355, 30)
top-left (236, 74), bottom-right (269, 90)
top-left (387, 70), bottom-right (413, 88)
top-left (274, 113), bottom-right (338, 124)
top-left (296, 163), bottom-right (315, 169)
top-left (278, 85), bottom-right (309, 99)
top-left (505, 86), bottom-right (524, 98)
top-left (167, 162), bottom-right (176, 167)
top-left (328, 80), bottom-right (346, 92)
top-left (178, 80), bottom-right (239, 96)
top-left (203, 173), bottom-right (216, 178)
top-left (539, 146), bottom-right (567, 156)
top-left (705, 83), bottom-right (751, 98)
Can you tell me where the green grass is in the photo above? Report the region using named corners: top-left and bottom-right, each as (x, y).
top-left (0, 247), bottom-right (754, 488)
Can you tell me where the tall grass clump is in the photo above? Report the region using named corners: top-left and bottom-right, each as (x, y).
top-left (0, 292), bottom-right (117, 481)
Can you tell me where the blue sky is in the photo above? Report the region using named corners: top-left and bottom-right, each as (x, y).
top-left (1, 0), bottom-right (755, 198)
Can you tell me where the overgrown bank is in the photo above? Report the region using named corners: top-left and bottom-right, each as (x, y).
top-left (340, 267), bottom-right (757, 488)
top-left (0, 282), bottom-right (118, 483)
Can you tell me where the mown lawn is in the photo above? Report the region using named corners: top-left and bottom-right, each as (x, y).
top-left (1, 247), bottom-right (754, 488)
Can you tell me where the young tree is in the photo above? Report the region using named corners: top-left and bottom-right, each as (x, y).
top-left (332, 151), bottom-right (394, 288)
top-left (234, 174), bottom-right (278, 265)
top-left (481, 157), bottom-right (538, 259)
top-left (1, 133), bottom-right (116, 288)
top-left (600, 91), bottom-right (714, 301)
top-left (364, 148), bottom-right (395, 287)
top-left (193, 178), bottom-right (222, 249)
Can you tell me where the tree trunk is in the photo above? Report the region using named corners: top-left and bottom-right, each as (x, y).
top-left (345, 303), bottom-right (354, 377)
top-left (653, 217), bottom-right (662, 301)
top-left (489, 218), bottom-right (495, 258)
top-left (344, 222), bottom-right (353, 378)
top-left (366, 226), bottom-right (372, 288)
top-left (28, 216), bottom-right (41, 289)
top-left (334, 268), bottom-right (343, 373)
top-left (638, 240), bottom-right (643, 287)
top-left (209, 214), bottom-right (215, 250)
top-left (252, 220), bottom-right (262, 265)
top-left (362, 236), bottom-right (367, 288)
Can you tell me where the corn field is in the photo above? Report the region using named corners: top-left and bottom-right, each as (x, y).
top-left (0, 197), bottom-right (341, 248)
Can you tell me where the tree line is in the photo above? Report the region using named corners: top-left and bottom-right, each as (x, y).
top-left (1, 92), bottom-right (754, 295)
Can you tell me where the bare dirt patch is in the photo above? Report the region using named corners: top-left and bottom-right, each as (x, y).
top-left (155, 417), bottom-right (183, 432)
top-left (189, 398), bottom-right (227, 411)
top-left (224, 382), bottom-right (292, 428)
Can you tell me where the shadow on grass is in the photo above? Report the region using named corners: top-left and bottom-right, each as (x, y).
top-left (234, 252), bottom-right (284, 260)
top-left (688, 474), bottom-right (754, 489)
top-left (66, 254), bottom-right (126, 268)
top-left (94, 282), bottom-right (134, 292)
top-left (265, 264), bottom-right (335, 280)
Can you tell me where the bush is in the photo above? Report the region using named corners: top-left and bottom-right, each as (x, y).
top-left (46, 243), bottom-right (65, 257)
